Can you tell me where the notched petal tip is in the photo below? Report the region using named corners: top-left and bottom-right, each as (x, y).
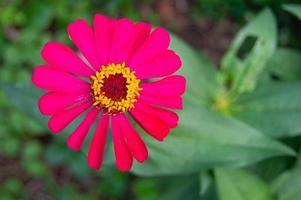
top-left (48, 118), bottom-right (61, 134)
top-left (67, 140), bottom-right (81, 151)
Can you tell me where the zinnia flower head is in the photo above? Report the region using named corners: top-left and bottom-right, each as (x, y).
top-left (32, 14), bottom-right (186, 171)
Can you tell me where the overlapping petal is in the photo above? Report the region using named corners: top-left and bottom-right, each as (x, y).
top-left (67, 108), bottom-right (100, 151)
top-left (112, 114), bottom-right (133, 171)
top-left (93, 14), bottom-right (116, 67)
top-left (68, 19), bottom-right (100, 69)
top-left (87, 114), bottom-right (109, 169)
top-left (109, 18), bottom-right (135, 63)
top-left (133, 50), bottom-right (181, 79)
top-left (118, 113), bottom-right (148, 163)
top-left (130, 101), bottom-right (178, 141)
top-left (41, 42), bottom-right (94, 77)
top-left (48, 102), bottom-right (91, 133)
top-left (32, 66), bottom-right (90, 92)
top-left (141, 75), bottom-right (186, 96)
top-left (38, 92), bottom-right (90, 115)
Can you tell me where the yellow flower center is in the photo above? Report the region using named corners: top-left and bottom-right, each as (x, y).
top-left (90, 63), bottom-right (142, 113)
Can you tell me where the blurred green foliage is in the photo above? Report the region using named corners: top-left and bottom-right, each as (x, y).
top-left (1, 0), bottom-right (301, 200)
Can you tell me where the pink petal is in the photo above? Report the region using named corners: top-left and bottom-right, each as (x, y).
top-left (41, 42), bottom-right (94, 77)
top-left (48, 102), bottom-right (91, 133)
top-left (67, 108), bottom-right (99, 151)
top-left (141, 75), bottom-right (186, 97)
top-left (87, 114), bottom-right (109, 170)
top-left (122, 22), bottom-right (152, 64)
top-left (111, 114), bottom-right (133, 171)
top-left (129, 27), bottom-right (170, 65)
top-left (132, 50), bottom-right (181, 79)
top-left (38, 92), bottom-right (90, 115)
top-left (135, 101), bottom-right (179, 128)
top-left (139, 94), bottom-right (183, 109)
top-left (68, 19), bottom-right (100, 69)
top-left (118, 114), bottom-right (148, 163)
top-left (32, 66), bottom-right (90, 92)
top-left (109, 18), bottom-right (135, 63)
top-left (93, 14), bottom-right (116, 67)
top-left (130, 104), bottom-right (170, 142)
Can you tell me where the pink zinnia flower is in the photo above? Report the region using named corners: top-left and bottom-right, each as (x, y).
top-left (32, 15), bottom-right (185, 171)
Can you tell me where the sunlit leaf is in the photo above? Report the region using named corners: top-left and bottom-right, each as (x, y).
top-left (221, 8), bottom-right (277, 95)
top-left (232, 81), bottom-right (301, 138)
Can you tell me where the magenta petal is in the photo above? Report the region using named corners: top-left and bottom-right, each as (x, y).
top-left (67, 108), bottom-right (99, 151)
top-left (141, 75), bottom-right (186, 97)
top-left (112, 114), bottom-right (133, 171)
top-left (129, 27), bottom-right (170, 66)
top-left (41, 42), bottom-right (94, 77)
top-left (139, 94), bottom-right (183, 109)
top-left (118, 114), bottom-right (148, 163)
top-left (109, 18), bottom-right (135, 64)
top-left (130, 106), bottom-right (170, 142)
top-left (124, 22), bottom-right (152, 64)
top-left (138, 75), bottom-right (185, 109)
top-left (38, 92), bottom-right (90, 115)
top-left (68, 19), bottom-right (100, 69)
top-left (32, 66), bottom-right (90, 92)
top-left (87, 114), bottom-right (109, 170)
top-left (135, 101), bottom-right (179, 128)
top-left (48, 102), bottom-right (91, 133)
top-left (94, 14), bottom-right (115, 67)
top-left (132, 50), bottom-right (181, 79)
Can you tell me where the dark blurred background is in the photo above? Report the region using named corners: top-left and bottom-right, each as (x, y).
top-left (0, 0), bottom-right (300, 199)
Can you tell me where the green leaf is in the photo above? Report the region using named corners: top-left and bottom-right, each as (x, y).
top-left (131, 102), bottom-right (294, 176)
top-left (221, 8), bottom-right (277, 95)
top-left (283, 4), bottom-right (301, 21)
top-left (170, 34), bottom-right (222, 106)
top-left (215, 168), bottom-right (274, 200)
top-left (232, 81), bottom-right (301, 138)
top-left (267, 48), bottom-right (301, 81)
top-left (0, 83), bottom-right (46, 126)
top-left (272, 167), bottom-right (301, 200)
top-left (272, 152), bottom-right (301, 200)
top-left (247, 157), bottom-right (293, 183)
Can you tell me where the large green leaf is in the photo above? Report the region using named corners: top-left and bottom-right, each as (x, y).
top-left (283, 4), bottom-right (301, 21)
top-left (131, 101), bottom-right (294, 176)
top-left (0, 83), bottom-right (46, 126)
top-left (267, 48), bottom-right (301, 81)
top-left (272, 151), bottom-right (301, 200)
top-left (247, 157), bottom-right (294, 183)
top-left (221, 8), bottom-right (277, 95)
top-left (272, 167), bottom-right (301, 200)
top-left (215, 168), bottom-right (274, 200)
top-left (170, 34), bottom-right (222, 106)
top-left (232, 81), bottom-right (301, 138)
